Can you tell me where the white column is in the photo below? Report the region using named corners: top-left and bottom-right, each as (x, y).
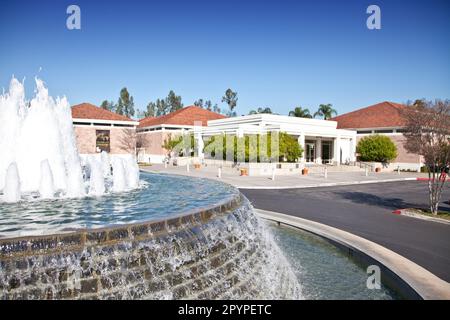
top-left (315, 138), bottom-right (322, 164)
top-left (350, 137), bottom-right (356, 162)
top-left (193, 121), bottom-right (204, 160)
top-left (333, 136), bottom-right (341, 165)
top-left (236, 129), bottom-right (245, 163)
top-left (297, 133), bottom-right (305, 163)
top-left (196, 133), bottom-right (204, 159)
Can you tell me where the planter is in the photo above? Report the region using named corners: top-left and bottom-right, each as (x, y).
top-left (375, 167), bottom-right (381, 173)
top-left (194, 164), bottom-right (201, 170)
top-left (302, 168), bottom-right (309, 175)
top-left (240, 168), bottom-right (248, 176)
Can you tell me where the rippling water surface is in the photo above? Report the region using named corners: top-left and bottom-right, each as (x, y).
top-left (270, 224), bottom-right (399, 300)
top-left (0, 172), bottom-right (238, 238)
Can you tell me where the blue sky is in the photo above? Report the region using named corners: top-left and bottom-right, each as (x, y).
top-left (1, 0), bottom-right (449, 117)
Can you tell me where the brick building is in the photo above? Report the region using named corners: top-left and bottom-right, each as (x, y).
top-left (332, 101), bottom-right (423, 171)
top-left (137, 106), bottom-right (226, 163)
top-left (71, 103), bottom-right (138, 155)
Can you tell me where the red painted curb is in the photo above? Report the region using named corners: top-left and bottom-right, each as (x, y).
top-left (392, 209), bottom-right (402, 215)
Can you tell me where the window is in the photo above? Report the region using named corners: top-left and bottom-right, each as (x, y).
top-left (357, 130), bottom-right (372, 134)
top-left (93, 123), bottom-right (112, 127)
top-left (96, 130), bottom-right (110, 152)
top-left (374, 129), bottom-right (394, 134)
top-left (73, 122), bottom-right (91, 126)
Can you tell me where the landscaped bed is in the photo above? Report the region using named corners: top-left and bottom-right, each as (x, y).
top-left (396, 208), bottom-right (450, 224)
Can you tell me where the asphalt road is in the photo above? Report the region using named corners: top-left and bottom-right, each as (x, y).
top-left (241, 181), bottom-right (450, 282)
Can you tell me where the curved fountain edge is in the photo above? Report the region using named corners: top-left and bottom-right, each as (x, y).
top-left (0, 193), bottom-right (243, 257)
top-left (255, 208), bottom-right (450, 300)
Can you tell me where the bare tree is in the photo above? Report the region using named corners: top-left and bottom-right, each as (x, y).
top-left (135, 132), bottom-right (146, 158)
top-left (118, 128), bottom-right (138, 156)
top-left (402, 100), bottom-right (450, 215)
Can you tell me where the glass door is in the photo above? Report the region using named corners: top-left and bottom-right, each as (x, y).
top-left (322, 141), bottom-right (331, 164)
top-left (305, 141), bottom-right (315, 163)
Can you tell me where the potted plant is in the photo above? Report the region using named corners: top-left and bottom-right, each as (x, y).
top-left (302, 168), bottom-right (309, 175)
top-left (240, 168), bottom-right (248, 176)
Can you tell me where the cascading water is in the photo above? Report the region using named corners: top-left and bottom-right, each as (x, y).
top-left (0, 77), bottom-right (140, 203)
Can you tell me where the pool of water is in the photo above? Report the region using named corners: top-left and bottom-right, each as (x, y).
top-left (270, 223), bottom-right (400, 300)
top-left (0, 172), bottom-right (238, 238)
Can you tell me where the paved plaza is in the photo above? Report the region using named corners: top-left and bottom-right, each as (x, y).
top-left (141, 164), bottom-right (427, 189)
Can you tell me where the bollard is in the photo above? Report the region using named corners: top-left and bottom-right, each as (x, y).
top-left (164, 161), bottom-right (168, 169)
top-left (365, 167), bottom-right (368, 177)
top-left (187, 163), bottom-right (190, 172)
top-left (272, 167), bottom-right (276, 181)
top-left (218, 167), bottom-right (222, 179)
top-left (398, 166), bottom-right (401, 175)
top-left (324, 167), bottom-right (328, 179)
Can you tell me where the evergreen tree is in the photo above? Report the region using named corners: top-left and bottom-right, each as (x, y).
top-left (100, 100), bottom-right (109, 110)
top-left (204, 100), bottom-right (215, 111)
top-left (144, 102), bottom-right (157, 118)
top-left (194, 99), bottom-right (204, 108)
top-left (100, 100), bottom-right (115, 111)
top-left (249, 107), bottom-right (273, 115)
top-left (116, 87), bottom-right (135, 117)
top-left (167, 90), bottom-right (183, 113)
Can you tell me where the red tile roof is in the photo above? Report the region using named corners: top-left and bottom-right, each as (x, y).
top-left (331, 101), bottom-right (409, 129)
top-left (138, 106), bottom-right (226, 128)
top-left (72, 103), bottom-right (134, 122)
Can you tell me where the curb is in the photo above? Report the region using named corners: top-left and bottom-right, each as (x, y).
top-left (255, 209), bottom-right (450, 300)
top-left (236, 177), bottom-right (418, 190)
top-left (393, 209), bottom-right (450, 225)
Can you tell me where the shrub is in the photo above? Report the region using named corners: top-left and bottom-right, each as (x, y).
top-left (356, 135), bottom-right (397, 163)
top-left (203, 132), bottom-right (303, 163)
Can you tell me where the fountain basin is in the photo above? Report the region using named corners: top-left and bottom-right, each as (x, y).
top-left (0, 173), bottom-right (301, 299)
top-left (0, 173), bottom-right (403, 300)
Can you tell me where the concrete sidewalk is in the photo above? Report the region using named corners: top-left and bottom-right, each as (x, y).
top-left (141, 164), bottom-right (428, 189)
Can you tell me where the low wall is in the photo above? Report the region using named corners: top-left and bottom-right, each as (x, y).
top-left (201, 159), bottom-right (304, 176)
top-left (0, 195), bottom-right (299, 300)
top-left (364, 162), bottom-right (421, 172)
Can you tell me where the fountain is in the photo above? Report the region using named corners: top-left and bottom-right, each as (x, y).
top-left (0, 77), bottom-right (140, 203)
top-left (0, 78), bottom-right (398, 300)
top-left (3, 163), bottom-right (21, 203)
top-left (0, 77), bottom-right (303, 300)
top-left (39, 160), bottom-right (55, 199)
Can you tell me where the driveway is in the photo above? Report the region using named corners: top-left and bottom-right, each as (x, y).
top-left (241, 181), bottom-right (450, 282)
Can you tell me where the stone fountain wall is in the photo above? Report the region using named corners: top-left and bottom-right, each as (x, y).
top-left (0, 195), bottom-right (300, 300)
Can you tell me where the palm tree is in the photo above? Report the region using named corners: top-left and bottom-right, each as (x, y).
top-left (289, 107), bottom-right (312, 118)
top-left (314, 104), bottom-right (337, 120)
top-left (249, 107), bottom-right (273, 115)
